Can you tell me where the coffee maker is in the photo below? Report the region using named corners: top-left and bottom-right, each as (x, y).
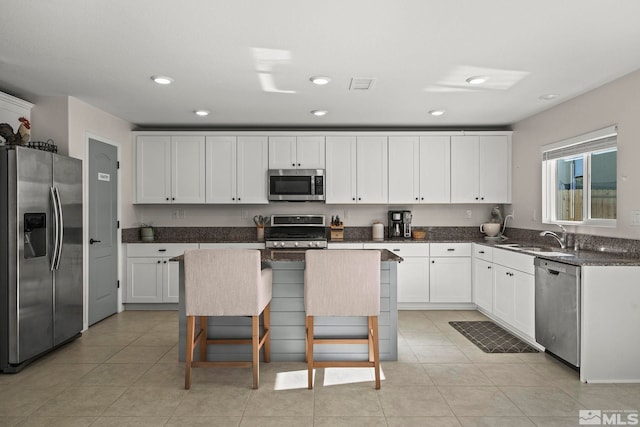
top-left (388, 210), bottom-right (412, 238)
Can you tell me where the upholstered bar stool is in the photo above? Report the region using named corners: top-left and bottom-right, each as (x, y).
top-left (183, 249), bottom-right (272, 389)
top-left (304, 249), bottom-right (381, 389)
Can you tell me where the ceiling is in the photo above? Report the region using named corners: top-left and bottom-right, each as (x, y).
top-left (2, 1), bottom-right (640, 129)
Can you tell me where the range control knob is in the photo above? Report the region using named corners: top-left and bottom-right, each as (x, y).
top-left (294, 242), bottom-right (299, 247)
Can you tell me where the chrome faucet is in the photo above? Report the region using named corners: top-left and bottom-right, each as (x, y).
top-left (540, 224), bottom-right (568, 249)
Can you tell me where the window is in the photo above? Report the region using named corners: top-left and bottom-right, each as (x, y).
top-left (542, 125), bottom-right (617, 226)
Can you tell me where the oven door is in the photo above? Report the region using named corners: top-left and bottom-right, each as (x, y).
top-left (268, 169), bottom-right (324, 201)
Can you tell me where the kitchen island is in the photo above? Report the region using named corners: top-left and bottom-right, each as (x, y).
top-left (174, 249), bottom-right (401, 362)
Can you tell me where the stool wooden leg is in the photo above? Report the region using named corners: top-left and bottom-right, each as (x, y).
top-left (252, 315), bottom-right (260, 389)
top-left (368, 316), bottom-right (374, 362)
top-left (185, 315), bottom-right (195, 389)
top-left (306, 315), bottom-right (314, 389)
top-left (304, 316), bottom-right (308, 363)
top-left (371, 316), bottom-right (381, 390)
top-left (199, 316), bottom-right (207, 362)
top-left (263, 303), bottom-right (271, 363)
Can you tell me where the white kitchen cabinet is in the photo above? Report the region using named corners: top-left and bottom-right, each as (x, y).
top-left (125, 243), bottom-right (198, 303)
top-left (363, 243), bottom-right (429, 306)
top-left (269, 136), bottom-right (325, 169)
top-left (325, 136), bottom-right (388, 204)
top-left (472, 244), bottom-right (494, 313)
top-left (205, 136), bottom-right (268, 204)
top-left (450, 135), bottom-right (511, 203)
top-left (429, 243), bottom-right (471, 303)
top-left (492, 264), bottom-right (515, 323)
top-left (388, 136), bottom-right (450, 204)
top-left (491, 249), bottom-right (535, 339)
top-left (135, 135), bottom-right (206, 204)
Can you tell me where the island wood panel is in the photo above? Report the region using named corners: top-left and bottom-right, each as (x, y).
top-left (178, 260), bottom-right (398, 362)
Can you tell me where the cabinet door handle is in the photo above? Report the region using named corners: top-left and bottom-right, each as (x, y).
top-left (166, 197), bottom-right (169, 201)
top-left (487, 266), bottom-right (492, 269)
top-left (232, 197), bottom-right (235, 200)
top-left (158, 249), bottom-right (167, 252)
top-left (352, 197), bottom-right (356, 201)
top-left (157, 260), bottom-right (161, 264)
top-left (292, 163), bottom-right (295, 166)
top-left (163, 260), bottom-right (167, 264)
top-left (447, 248), bottom-right (455, 252)
top-left (393, 249), bottom-right (400, 252)
top-left (415, 197), bottom-right (419, 201)
top-left (478, 250), bottom-right (485, 254)
top-left (297, 163), bottom-right (301, 167)
top-left (89, 238), bottom-right (101, 245)
top-left (431, 260), bottom-right (435, 263)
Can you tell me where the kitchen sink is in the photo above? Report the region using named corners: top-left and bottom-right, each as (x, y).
top-left (494, 243), bottom-right (573, 257)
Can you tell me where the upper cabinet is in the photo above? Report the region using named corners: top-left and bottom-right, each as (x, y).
top-left (135, 135), bottom-right (205, 204)
top-left (388, 136), bottom-right (450, 204)
top-left (205, 136), bottom-right (268, 204)
top-left (450, 135), bottom-right (511, 204)
top-left (325, 136), bottom-right (388, 204)
top-left (133, 131), bottom-right (510, 206)
top-left (269, 136), bottom-right (325, 169)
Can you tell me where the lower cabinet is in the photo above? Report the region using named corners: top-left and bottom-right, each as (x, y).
top-left (429, 243), bottom-right (471, 303)
top-left (473, 258), bottom-right (494, 312)
top-left (363, 243), bottom-right (429, 305)
top-left (490, 249), bottom-right (535, 339)
top-left (125, 243), bottom-right (198, 303)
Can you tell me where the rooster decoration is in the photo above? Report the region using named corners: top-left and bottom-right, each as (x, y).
top-left (0, 117), bottom-right (31, 145)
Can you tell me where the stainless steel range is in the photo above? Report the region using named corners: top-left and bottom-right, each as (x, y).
top-left (266, 214), bottom-right (327, 249)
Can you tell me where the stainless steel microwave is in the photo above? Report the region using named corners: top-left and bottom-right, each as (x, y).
top-left (268, 169), bottom-right (325, 201)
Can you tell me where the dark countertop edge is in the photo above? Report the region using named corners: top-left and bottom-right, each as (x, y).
top-left (171, 249), bottom-right (402, 263)
top-left (473, 240), bottom-right (640, 267)
top-left (141, 238), bottom-right (639, 266)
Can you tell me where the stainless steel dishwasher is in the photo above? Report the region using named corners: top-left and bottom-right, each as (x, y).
top-left (534, 258), bottom-right (581, 367)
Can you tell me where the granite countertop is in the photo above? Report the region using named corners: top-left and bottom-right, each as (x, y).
top-left (126, 226), bottom-right (640, 267)
top-left (476, 239), bottom-right (640, 267)
top-left (171, 248), bottom-right (402, 263)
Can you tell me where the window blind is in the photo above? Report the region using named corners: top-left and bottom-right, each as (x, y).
top-left (542, 125), bottom-right (617, 161)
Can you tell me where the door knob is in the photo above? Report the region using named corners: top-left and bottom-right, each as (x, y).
top-left (89, 238), bottom-right (101, 245)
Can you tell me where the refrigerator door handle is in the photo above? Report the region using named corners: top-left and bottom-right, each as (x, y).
top-left (50, 187), bottom-right (60, 271)
top-left (53, 187), bottom-right (64, 270)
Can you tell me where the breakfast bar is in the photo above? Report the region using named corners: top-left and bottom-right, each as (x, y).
top-left (175, 249), bottom-right (401, 362)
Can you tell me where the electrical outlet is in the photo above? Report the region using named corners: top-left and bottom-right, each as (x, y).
top-left (532, 209), bottom-right (537, 221)
top-left (631, 210), bottom-right (640, 226)
top-left (179, 209), bottom-right (186, 219)
top-left (241, 209), bottom-right (249, 219)
top-left (171, 210), bottom-right (179, 220)
top-left (466, 210), bottom-right (472, 219)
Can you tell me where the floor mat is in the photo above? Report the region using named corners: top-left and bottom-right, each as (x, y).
top-left (449, 321), bottom-right (539, 353)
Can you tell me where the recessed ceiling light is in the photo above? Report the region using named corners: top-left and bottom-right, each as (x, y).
top-left (310, 76), bottom-right (331, 85)
top-left (194, 110), bottom-right (210, 116)
top-left (311, 110), bottom-right (328, 116)
top-left (428, 109), bottom-right (445, 116)
top-left (466, 76), bottom-right (488, 85)
top-left (539, 93), bottom-right (559, 100)
top-left (151, 75), bottom-right (174, 85)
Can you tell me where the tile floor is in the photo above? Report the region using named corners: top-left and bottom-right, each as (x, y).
top-left (1, 310), bottom-right (639, 426)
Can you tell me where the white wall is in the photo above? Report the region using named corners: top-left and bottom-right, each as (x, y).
top-left (135, 203), bottom-right (498, 229)
top-left (511, 69), bottom-right (640, 240)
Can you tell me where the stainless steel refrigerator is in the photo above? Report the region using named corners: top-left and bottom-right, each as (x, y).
top-left (1, 145), bottom-right (83, 372)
